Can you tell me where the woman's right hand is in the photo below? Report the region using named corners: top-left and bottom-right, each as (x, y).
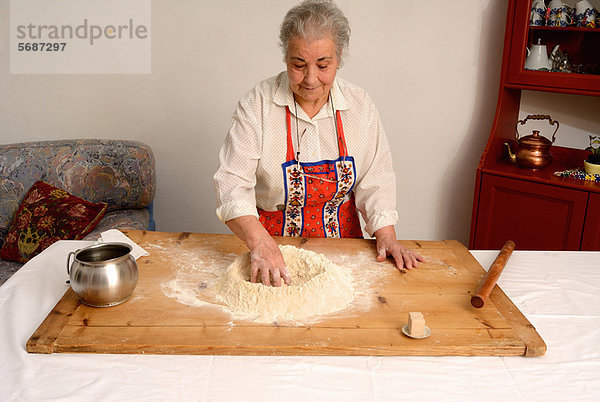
top-left (248, 236), bottom-right (292, 287)
top-left (226, 215), bottom-right (292, 287)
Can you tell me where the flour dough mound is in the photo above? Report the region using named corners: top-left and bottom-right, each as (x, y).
top-left (215, 245), bottom-right (355, 322)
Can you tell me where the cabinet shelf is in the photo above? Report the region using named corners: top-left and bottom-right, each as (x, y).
top-left (506, 78), bottom-right (600, 94)
top-left (529, 26), bottom-right (600, 33)
top-left (481, 146), bottom-right (600, 194)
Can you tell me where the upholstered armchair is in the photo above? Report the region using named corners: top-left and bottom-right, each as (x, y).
top-left (0, 139), bottom-right (156, 285)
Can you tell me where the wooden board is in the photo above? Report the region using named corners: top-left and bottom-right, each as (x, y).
top-left (27, 231), bottom-right (546, 356)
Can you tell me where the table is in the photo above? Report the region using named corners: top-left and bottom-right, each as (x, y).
top-left (1, 237), bottom-right (599, 401)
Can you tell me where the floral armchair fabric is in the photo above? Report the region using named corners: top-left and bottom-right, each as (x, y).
top-left (0, 139), bottom-right (156, 285)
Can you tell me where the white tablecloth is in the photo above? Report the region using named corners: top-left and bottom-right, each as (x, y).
top-left (1, 240), bottom-right (599, 401)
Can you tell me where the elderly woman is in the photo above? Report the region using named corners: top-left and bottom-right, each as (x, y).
top-left (214, 0), bottom-right (423, 286)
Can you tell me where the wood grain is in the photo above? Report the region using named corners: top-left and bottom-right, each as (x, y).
top-left (26, 231), bottom-right (546, 356)
top-left (26, 288), bottom-right (82, 354)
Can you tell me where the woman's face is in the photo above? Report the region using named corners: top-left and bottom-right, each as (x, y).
top-left (286, 36), bottom-right (339, 108)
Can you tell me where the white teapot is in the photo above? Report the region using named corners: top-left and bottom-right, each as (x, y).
top-left (525, 39), bottom-right (552, 71)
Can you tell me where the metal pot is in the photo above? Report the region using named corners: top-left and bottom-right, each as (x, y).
top-left (67, 242), bottom-right (138, 307)
top-left (505, 114), bottom-right (559, 169)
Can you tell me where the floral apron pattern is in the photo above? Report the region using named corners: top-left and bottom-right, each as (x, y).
top-left (258, 107), bottom-right (362, 238)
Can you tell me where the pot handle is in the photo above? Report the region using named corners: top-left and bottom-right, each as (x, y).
top-left (66, 251), bottom-right (76, 276)
top-left (516, 114), bottom-right (559, 143)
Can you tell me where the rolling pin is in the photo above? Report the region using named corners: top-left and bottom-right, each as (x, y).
top-left (471, 240), bottom-right (515, 308)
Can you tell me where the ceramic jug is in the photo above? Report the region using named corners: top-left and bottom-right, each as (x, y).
top-left (525, 39), bottom-right (552, 71)
top-left (548, 0), bottom-right (573, 26)
top-left (575, 0), bottom-right (597, 27)
top-left (530, 0), bottom-right (546, 26)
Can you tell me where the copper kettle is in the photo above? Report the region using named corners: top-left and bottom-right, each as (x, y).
top-left (505, 114), bottom-right (559, 169)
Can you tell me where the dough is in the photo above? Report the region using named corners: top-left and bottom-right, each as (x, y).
top-left (215, 245), bottom-right (355, 322)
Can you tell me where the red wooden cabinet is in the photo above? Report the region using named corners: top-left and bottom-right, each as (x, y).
top-left (469, 0), bottom-right (600, 250)
top-left (473, 174), bottom-right (588, 250)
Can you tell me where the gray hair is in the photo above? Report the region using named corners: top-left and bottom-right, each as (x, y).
top-left (279, 0), bottom-right (350, 66)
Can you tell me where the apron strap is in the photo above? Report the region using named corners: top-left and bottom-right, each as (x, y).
top-left (286, 105), bottom-right (349, 161)
top-left (336, 110), bottom-right (348, 157)
top-left (285, 107), bottom-right (295, 162)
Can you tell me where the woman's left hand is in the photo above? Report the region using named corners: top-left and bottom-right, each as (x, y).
top-left (374, 226), bottom-right (425, 271)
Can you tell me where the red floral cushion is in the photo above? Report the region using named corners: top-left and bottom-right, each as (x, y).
top-left (0, 181), bottom-right (107, 263)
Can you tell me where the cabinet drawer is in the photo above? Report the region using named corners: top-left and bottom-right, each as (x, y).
top-left (473, 174), bottom-right (588, 250)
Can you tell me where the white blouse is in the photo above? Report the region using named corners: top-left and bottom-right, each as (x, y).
top-left (214, 72), bottom-right (398, 236)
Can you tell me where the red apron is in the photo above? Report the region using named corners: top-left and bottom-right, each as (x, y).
top-left (258, 107), bottom-right (362, 238)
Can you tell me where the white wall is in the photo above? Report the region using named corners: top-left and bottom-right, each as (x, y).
top-left (519, 91), bottom-right (600, 149)
top-left (1, 0), bottom-right (512, 244)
